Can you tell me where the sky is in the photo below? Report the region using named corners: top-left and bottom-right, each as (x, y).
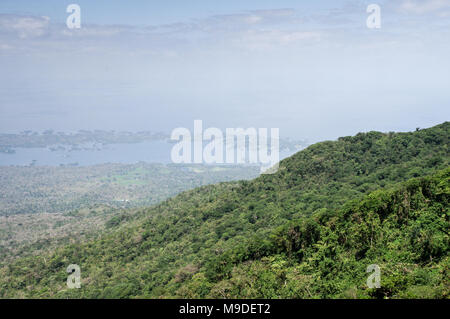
top-left (0, 0), bottom-right (449, 142)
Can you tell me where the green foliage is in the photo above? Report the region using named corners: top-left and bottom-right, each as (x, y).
top-left (0, 122), bottom-right (448, 299)
top-left (106, 214), bottom-right (131, 229)
top-left (201, 169), bottom-right (449, 298)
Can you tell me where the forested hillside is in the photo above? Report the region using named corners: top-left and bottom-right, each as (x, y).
top-left (196, 168), bottom-right (449, 298)
top-left (0, 122), bottom-right (448, 298)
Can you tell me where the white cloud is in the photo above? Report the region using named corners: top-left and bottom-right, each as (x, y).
top-left (208, 8), bottom-right (296, 27)
top-left (0, 44), bottom-right (13, 51)
top-left (230, 30), bottom-right (322, 51)
top-left (0, 14), bottom-right (50, 39)
top-left (59, 25), bottom-right (130, 38)
top-left (0, 3), bottom-right (448, 57)
top-left (399, 0), bottom-right (450, 14)
top-left (154, 9), bottom-right (299, 34)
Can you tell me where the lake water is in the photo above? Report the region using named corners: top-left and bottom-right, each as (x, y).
top-left (0, 141), bottom-right (173, 166)
top-left (0, 141), bottom-right (296, 167)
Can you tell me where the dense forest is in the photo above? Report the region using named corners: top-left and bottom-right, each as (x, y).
top-left (0, 122), bottom-right (448, 298)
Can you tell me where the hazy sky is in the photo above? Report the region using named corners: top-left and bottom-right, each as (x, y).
top-left (0, 0), bottom-right (449, 142)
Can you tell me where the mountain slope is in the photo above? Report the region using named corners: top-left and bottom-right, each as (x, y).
top-left (194, 168), bottom-right (449, 298)
top-left (0, 122), bottom-right (448, 298)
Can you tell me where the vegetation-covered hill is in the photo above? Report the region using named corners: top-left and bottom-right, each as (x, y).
top-left (198, 168), bottom-right (449, 298)
top-left (0, 122), bottom-right (448, 298)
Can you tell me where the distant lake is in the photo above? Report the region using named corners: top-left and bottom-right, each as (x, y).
top-left (0, 141), bottom-right (173, 166)
top-left (0, 141), bottom-right (296, 167)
